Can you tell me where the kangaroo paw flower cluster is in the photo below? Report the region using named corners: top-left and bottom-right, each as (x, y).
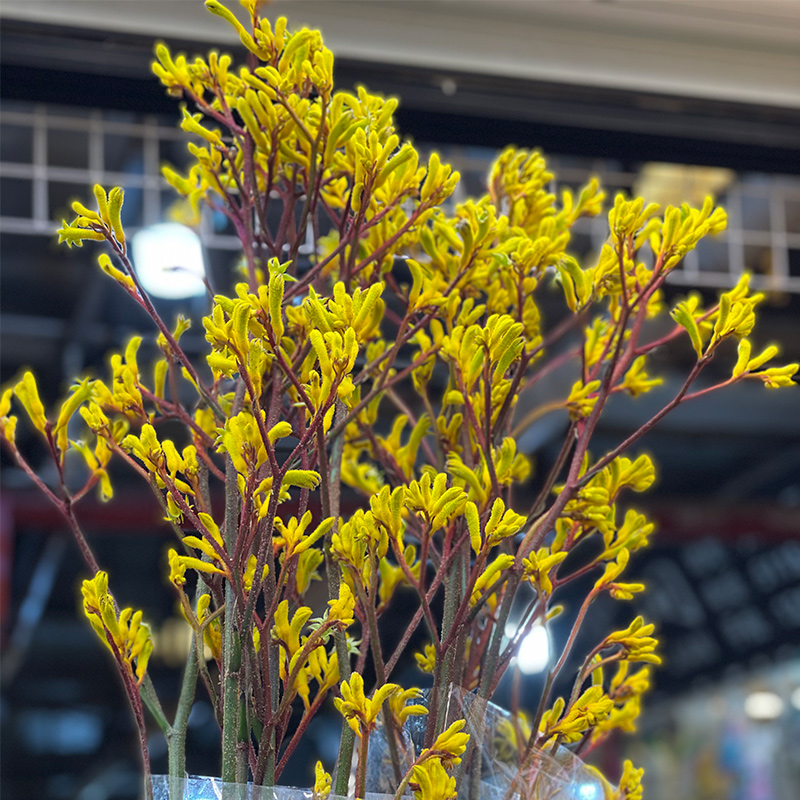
top-left (2, 3), bottom-right (797, 799)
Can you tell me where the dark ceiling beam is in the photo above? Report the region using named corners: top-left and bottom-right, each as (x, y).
top-left (647, 499), bottom-right (800, 543)
top-left (4, 489), bottom-right (799, 542)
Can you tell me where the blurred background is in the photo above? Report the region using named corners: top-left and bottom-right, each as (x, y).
top-left (1, 1), bottom-right (799, 798)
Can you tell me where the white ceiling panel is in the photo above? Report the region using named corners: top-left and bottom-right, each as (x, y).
top-left (1, 1), bottom-right (799, 106)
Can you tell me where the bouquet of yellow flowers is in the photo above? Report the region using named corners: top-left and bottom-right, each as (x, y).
top-left (2, 1), bottom-right (796, 799)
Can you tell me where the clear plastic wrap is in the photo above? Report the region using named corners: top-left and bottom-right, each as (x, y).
top-left (365, 687), bottom-right (607, 800)
top-left (153, 687), bottom-right (609, 800)
top-left (151, 777), bottom-right (393, 800)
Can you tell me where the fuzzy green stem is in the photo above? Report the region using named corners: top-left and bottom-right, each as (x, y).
top-left (236, 694), bottom-right (250, 785)
top-left (426, 544), bottom-right (461, 746)
top-left (357, 570), bottom-right (403, 784)
top-left (139, 675), bottom-right (170, 738)
top-left (392, 765), bottom-right (415, 800)
top-left (166, 632), bottom-right (199, 799)
top-left (478, 572), bottom-right (519, 702)
top-left (221, 608), bottom-right (242, 785)
top-left (221, 452), bottom-right (242, 789)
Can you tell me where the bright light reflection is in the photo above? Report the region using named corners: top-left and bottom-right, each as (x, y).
top-left (131, 223), bottom-right (206, 300)
top-left (791, 687), bottom-right (800, 712)
top-left (515, 624), bottom-right (549, 675)
top-left (578, 783), bottom-right (600, 800)
top-left (744, 690), bottom-right (784, 721)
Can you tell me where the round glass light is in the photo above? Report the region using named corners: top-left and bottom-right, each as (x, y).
top-left (131, 223), bottom-right (206, 300)
top-left (516, 624), bottom-right (550, 675)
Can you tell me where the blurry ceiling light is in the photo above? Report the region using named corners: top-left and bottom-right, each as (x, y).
top-left (744, 690), bottom-right (785, 721)
top-left (507, 622), bottom-right (550, 675)
top-left (440, 78), bottom-right (457, 96)
top-left (634, 163), bottom-right (735, 209)
top-left (131, 222), bottom-right (206, 300)
top-left (19, 709), bottom-right (103, 754)
top-left (790, 686), bottom-right (800, 712)
top-left (153, 616), bottom-right (193, 667)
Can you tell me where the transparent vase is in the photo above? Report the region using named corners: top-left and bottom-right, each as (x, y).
top-left (152, 685), bottom-right (609, 800)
